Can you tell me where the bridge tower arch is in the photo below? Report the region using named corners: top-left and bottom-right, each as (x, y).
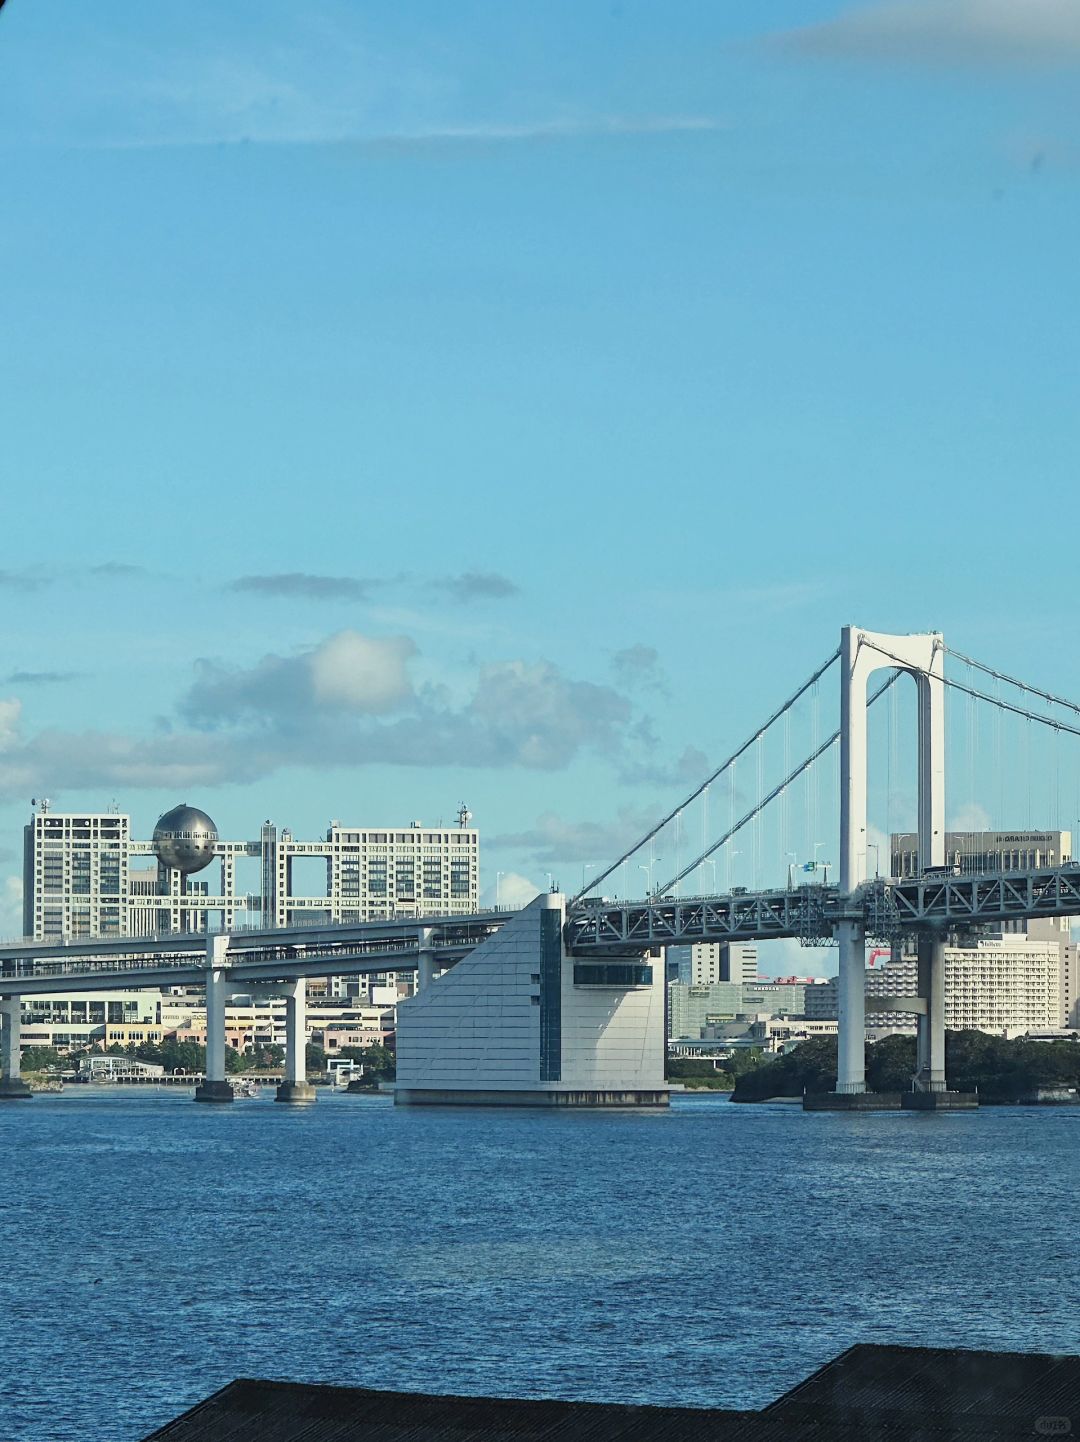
top-left (836, 626), bottom-right (945, 1094)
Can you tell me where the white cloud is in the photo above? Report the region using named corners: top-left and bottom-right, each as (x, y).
top-left (948, 801), bottom-right (993, 831)
top-left (183, 630), bottom-right (417, 724)
top-left (0, 877), bottom-right (22, 939)
top-left (0, 700), bottom-right (21, 752)
top-left (309, 632), bottom-right (416, 712)
top-left (0, 632), bottom-right (646, 800)
top-left (781, 0), bottom-right (1080, 67)
top-left (480, 871), bottom-right (541, 909)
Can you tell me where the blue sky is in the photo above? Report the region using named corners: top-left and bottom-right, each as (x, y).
top-left (1, 0), bottom-right (1080, 938)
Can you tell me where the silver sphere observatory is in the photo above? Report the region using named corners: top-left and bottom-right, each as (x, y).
top-left (152, 804), bottom-right (218, 875)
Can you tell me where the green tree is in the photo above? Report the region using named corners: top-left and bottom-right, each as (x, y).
top-left (866, 1033), bottom-right (917, 1092)
top-left (337, 1043), bottom-right (395, 1081)
top-left (731, 1036), bottom-right (838, 1101)
top-left (305, 1042), bottom-right (326, 1074)
top-left (249, 1043), bottom-right (284, 1070)
top-left (20, 1045), bottom-right (63, 1073)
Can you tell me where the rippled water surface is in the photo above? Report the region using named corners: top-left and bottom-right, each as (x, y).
top-left (3, 1088), bottom-right (1080, 1440)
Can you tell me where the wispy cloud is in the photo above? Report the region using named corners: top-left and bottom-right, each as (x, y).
top-left (0, 569), bottom-right (52, 592)
top-left (433, 571), bottom-right (519, 604)
top-left (228, 572), bottom-right (373, 602)
top-left (778, 0), bottom-right (1080, 68)
top-left (88, 562), bottom-right (146, 578)
top-left (611, 643), bottom-right (667, 695)
top-left (94, 114), bottom-right (723, 153)
top-left (4, 670), bottom-right (81, 686)
top-left (0, 563), bottom-right (147, 591)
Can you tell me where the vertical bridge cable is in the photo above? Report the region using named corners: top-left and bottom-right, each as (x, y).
top-left (655, 670), bottom-right (903, 897)
top-left (570, 647), bottom-right (842, 905)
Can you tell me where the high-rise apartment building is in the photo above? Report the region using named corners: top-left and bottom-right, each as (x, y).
top-left (665, 942), bottom-right (757, 986)
top-left (806, 939), bottom-right (1062, 1037)
top-left (22, 801), bottom-right (480, 942)
top-left (889, 828), bottom-right (1077, 1028)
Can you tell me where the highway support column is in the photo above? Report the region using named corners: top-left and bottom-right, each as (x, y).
top-left (276, 977), bottom-right (316, 1103)
top-left (0, 995), bottom-right (31, 1099)
top-left (835, 920), bottom-right (867, 1094)
top-left (903, 930), bottom-right (976, 1110)
top-left (195, 935), bottom-right (234, 1103)
top-left (416, 927), bottom-right (436, 992)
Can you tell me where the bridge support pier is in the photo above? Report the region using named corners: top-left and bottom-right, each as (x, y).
top-left (195, 937), bottom-right (234, 1103)
top-left (276, 977), bottom-right (316, 1103)
top-left (0, 995), bottom-right (31, 1099)
top-left (902, 930), bottom-right (976, 1108)
top-left (836, 921), bottom-right (867, 1094)
top-left (913, 933), bottom-right (947, 1093)
top-left (415, 927), bottom-right (436, 992)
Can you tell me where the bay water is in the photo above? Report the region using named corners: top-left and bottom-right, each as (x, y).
top-left (2, 1089), bottom-right (1078, 1440)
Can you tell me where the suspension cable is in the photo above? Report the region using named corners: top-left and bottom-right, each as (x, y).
top-left (570, 646), bottom-right (841, 904)
top-left (946, 647), bottom-right (1080, 720)
top-left (862, 637), bottom-right (1080, 742)
top-left (942, 675), bottom-right (1080, 741)
top-left (654, 670), bottom-right (902, 896)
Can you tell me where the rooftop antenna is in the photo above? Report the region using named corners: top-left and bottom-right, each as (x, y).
top-left (458, 803), bottom-right (472, 829)
top-left (31, 797), bottom-right (50, 814)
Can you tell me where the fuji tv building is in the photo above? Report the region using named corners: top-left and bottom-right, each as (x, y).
top-left (22, 800), bottom-right (480, 942)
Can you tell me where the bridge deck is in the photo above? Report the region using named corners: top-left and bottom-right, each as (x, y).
top-left (3, 869), bottom-right (1079, 994)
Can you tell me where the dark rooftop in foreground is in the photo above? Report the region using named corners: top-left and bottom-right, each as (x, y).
top-left (140, 1343), bottom-right (1080, 1441)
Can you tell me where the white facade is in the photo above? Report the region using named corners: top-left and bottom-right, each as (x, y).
top-left (395, 894), bottom-right (667, 1105)
top-left (890, 829), bottom-right (1072, 878)
top-left (23, 805), bottom-right (479, 941)
top-left (20, 990), bottom-right (162, 1051)
top-left (667, 942), bottom-right (757, 986)
top-left (863, 939), bottom-right (1061, 1037)
top-left (668, 981), bottom-right (809, 1040)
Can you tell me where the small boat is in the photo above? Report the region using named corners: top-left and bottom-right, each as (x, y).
top-left (230, 1079), bottom-right (261, 1099)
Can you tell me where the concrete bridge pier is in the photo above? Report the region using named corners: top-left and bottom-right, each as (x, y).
top-left (903, 930), bottom-right (976, 1110)
top-left (195, 936), bottom-right (233, 1103)
top-left (913, 932), bottom-right (946, 1093)
top-left (276, 977), bottom-right (315, 1103)
top-left (0, 995), bottom-right (32, 1099)
top-left (836, 921), bottom-right (867, 1094)
top-left (416, 927), bottom-right (436, 992)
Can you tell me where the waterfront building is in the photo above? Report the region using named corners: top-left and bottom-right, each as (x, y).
top-left (19, 990), bottom-right (163, 1052)
top-left (23, 800), bottom-right (479, 940)
top-left (396, 893), bottom-right (667, 1106)
top-left (15, 984), bottom-right (398, 1059)
top-left (805, 938), bottom-right (1062, 1037)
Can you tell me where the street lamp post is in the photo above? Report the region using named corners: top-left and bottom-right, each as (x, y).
top-left (638, 858), bottom-right (662, 897)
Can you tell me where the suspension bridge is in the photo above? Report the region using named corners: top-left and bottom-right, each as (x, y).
top-left (4, 625), bottom-right (1080, 1108)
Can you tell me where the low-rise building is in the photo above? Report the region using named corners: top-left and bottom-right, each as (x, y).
top-left (668, 980), bottom-right (808, 1040)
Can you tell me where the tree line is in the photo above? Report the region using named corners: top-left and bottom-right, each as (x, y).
top-left (21, 1038), bottom-right (396, 1082)
top-left (729, 1031), bottom-right (1080, 1102)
